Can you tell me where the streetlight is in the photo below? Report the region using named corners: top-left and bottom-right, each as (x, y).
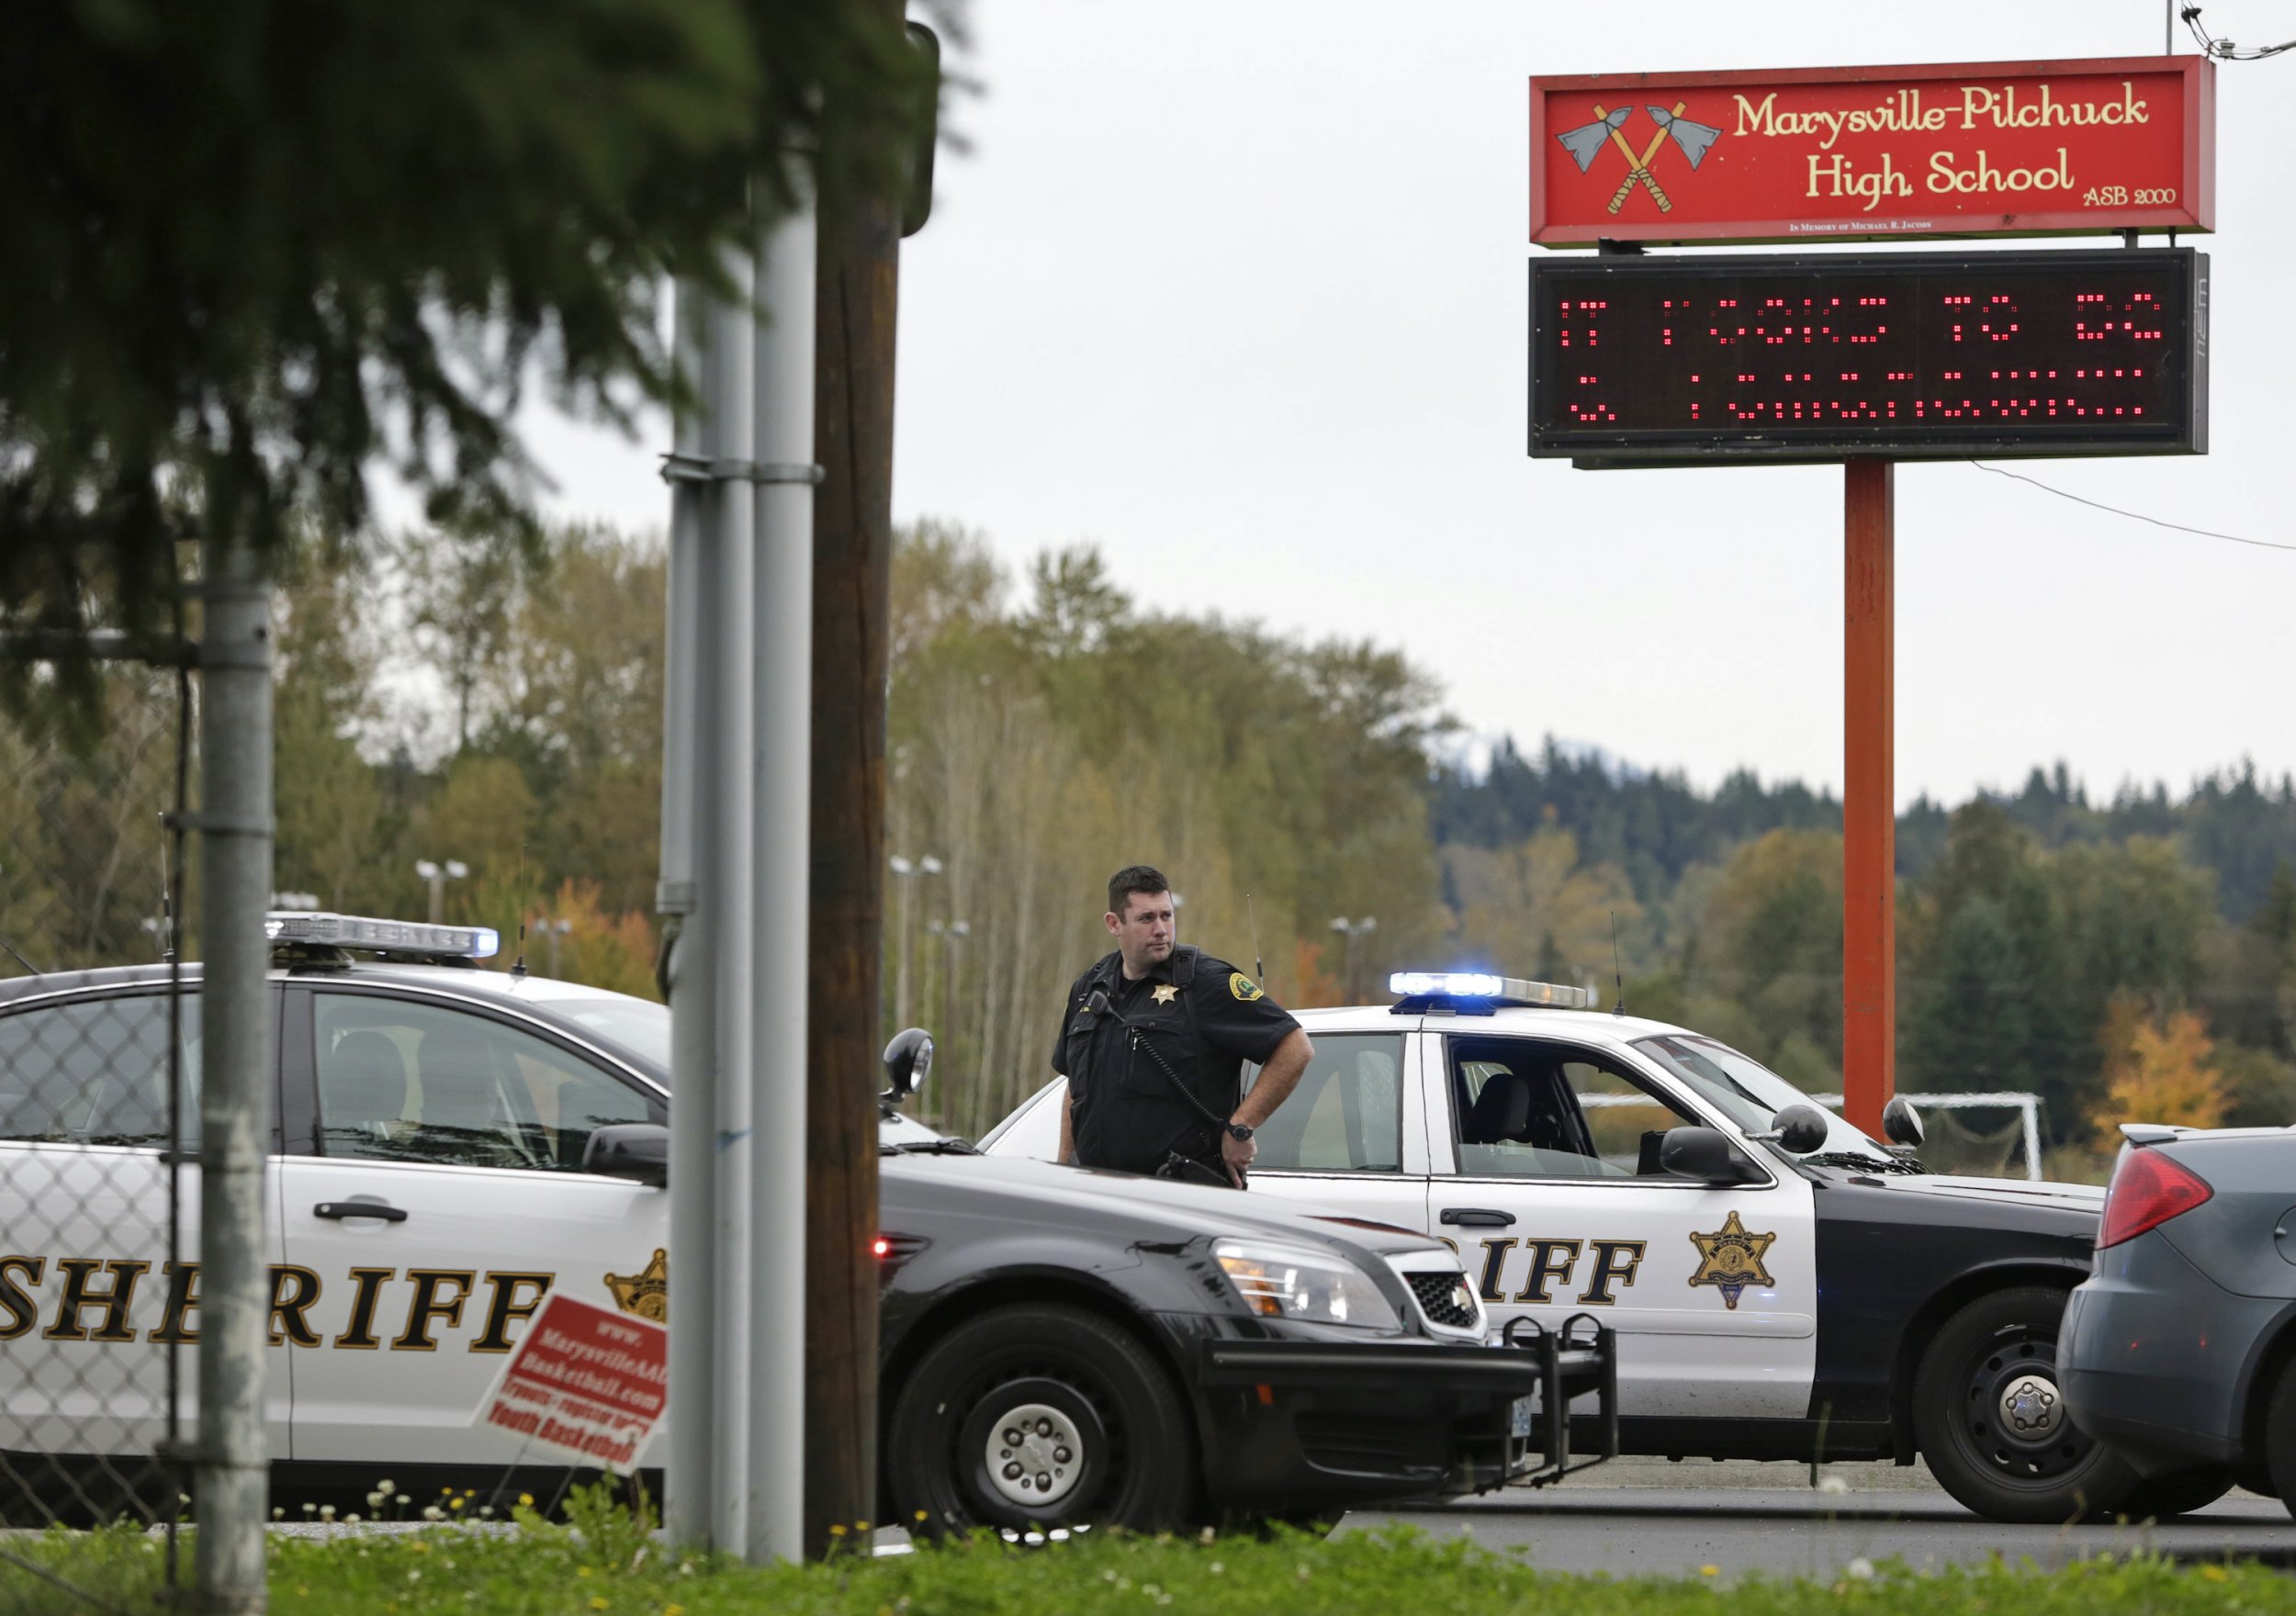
top-left (1330, 915), bottom-right (1378, 1003)
top-left (887, 853), bottom-right (942, 1027)
top-left (927, 917), bottom-right (970, 1045)
top-left (533, 915), bottom-right (573, 978)
top-left (414, 858), bottom-right (468, 924)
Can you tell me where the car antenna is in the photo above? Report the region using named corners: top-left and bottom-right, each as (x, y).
top-left (509, 843), bottom-right (530, 980)
top-left (0, 861), bottom-right (41, 975)
top-left (1245, 892), bottom-right (1264, 983)
top-left (154, 811), bottom-right (175, 963)
top-left (1608, 910), bottom-right (1626, 1017)
top-left (0, 929), bottom-right (41, 976)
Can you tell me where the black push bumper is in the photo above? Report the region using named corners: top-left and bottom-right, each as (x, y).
top-left (1189, 1315), bottom-right (1617, 1510)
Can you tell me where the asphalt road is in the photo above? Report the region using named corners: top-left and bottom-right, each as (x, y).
top-left (1334, 1459), bottom-right (2296, 1579)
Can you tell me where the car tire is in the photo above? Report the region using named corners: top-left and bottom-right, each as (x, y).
top-left (2267, 1362), bottom-right (2296, 1522)
top-left (2114, 1466), bottom-right (2235, 1520)
top-left (887, 1303), bottom-right (1196, 1535)
top-left (1912, 1285), bottom-right (2139, 1523)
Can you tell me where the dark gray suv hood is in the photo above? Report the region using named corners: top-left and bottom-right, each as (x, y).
top-left (884, 1150), bottom-right (1451, 1264)
top-left (1865, 1172), bottom-right (2104, 1214)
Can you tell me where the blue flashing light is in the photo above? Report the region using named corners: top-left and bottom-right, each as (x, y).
top-left (1390, 971), bottom-right (1503, 998)
top-left (1387, 971), bottom-right (1593, 1010)
top-left (267, 911), bottom-right (501, 960)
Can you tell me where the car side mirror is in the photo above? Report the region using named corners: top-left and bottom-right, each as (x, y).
top-left (883, 1027), bottom-right (934, 1103)
top-left (1659, 1125), bottom-right (1767, 1186)
top-left (583, 1123), bottom-right (669, 1187)
top-left (1749, 1102), bottom-right (1830, 1155)
top-left (1881, 1095), bottom-right (1925, 1148)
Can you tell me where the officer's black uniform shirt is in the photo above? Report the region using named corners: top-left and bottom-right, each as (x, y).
top-left (1050, 947), bottom-right (1300, 1176)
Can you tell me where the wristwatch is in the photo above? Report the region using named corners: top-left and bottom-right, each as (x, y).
top-left (1225, 1122), bottom-right (1254, 1143)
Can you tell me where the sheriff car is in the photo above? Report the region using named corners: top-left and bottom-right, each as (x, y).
top-left (0, 919), bottom-right (1609, 1530)
top-left (981, 970), bottom-right (2206, 1524)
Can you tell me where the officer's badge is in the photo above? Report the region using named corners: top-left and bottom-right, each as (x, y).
top-left (605, 1248), bottom-right (669, 1323)
top-left (1687, 1212), bottom-right (1775, 1311)
top-left (1152, 983), bottom-right (1180, 1005)
top-left (1229, 972), bottom-right (1265, 1002)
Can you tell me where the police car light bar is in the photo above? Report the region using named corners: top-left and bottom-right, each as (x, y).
top-left (1387, 971), bottom-right (1592, 1009)
top-left (264, 911), bottom-right (501, 959)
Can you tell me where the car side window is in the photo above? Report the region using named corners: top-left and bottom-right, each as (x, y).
top-left (312, 993), bottom-right (649, 1172)
top-left (1446, 1037), bottom-right (1695, 1180)
top-left (0, 992), bottom-right (202, 1149)
top-left (1244, 1032), bottom-right (1404, 1173)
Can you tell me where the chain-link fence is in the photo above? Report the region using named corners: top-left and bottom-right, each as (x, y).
top-left (0, 667), bottom-right (195, 1575)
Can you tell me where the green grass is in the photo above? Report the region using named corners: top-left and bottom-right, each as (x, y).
top-left (4, 1487), bottom-right (2290, 1616)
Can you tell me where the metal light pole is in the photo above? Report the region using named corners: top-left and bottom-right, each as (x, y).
top-left (195, 527), bottom-right (276, 1615)
top-left (659, 231), bottom-right (755, 1557)
top-left (746, 167), bottom-right (819, 1567)
top-left (1330, 915), bottom-right (1378, 1003)
top-left (414, 858), bottom-right (467, 924)
top-left (886, 854), bottom-right (940, 1027)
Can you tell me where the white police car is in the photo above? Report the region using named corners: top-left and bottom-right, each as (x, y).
top-left (0, 912), bottom-right (672, 1508)
top-left (981, 971), bottom-right (2196, 1524)
top-left (1, 921), bottom-right (1608, 1528)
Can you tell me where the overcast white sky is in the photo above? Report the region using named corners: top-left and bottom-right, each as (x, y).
top-left (517, 1), bottom-right (2294, 810)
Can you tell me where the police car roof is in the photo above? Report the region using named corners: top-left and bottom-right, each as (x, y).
top-left (1294, 1002), bottom-right (1697, 1044)
top-left (0, 958), bottom-right (650, 1008)
top-left (0, 961), bottom-right (202, 1005)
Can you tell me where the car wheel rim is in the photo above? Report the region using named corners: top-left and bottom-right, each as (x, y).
top-left (980, 1400), bottom-right (1086, 1507)
top-left (1962, 1330), bottom-right (2093, 1481)
top-left (953, 1374), bottom-right (1112, 1523)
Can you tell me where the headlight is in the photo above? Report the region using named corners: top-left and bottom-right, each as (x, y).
top-left (1212, 1238), bottom-right (1401, 1331)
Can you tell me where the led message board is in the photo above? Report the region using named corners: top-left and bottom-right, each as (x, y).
top-left (1530, 57), bottom-right (2214, 247)
top-left (1527, 248), bottom-right (2207, 466)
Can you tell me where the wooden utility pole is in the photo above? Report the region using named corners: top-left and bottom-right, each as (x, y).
top-left (803, 12), bottom-right (906, 1553)
top-left (1841, 460), bottom-right (1896, 1138)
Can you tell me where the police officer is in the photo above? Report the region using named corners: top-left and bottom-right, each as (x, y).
top-left (1052, 865), bottom-right (1312, 1187)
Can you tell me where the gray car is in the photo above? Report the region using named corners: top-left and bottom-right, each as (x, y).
top-left (2060, 1122), bottom-right (2296, 1518)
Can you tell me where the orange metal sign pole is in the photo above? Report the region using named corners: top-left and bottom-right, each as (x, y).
top-left (1842, 460), bottom-right (1896, 1138)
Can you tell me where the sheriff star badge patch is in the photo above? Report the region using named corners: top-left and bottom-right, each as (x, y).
top-left (605, 1248), bottom-right (669, 1322)
top-left (1687, 1211), bottom-right (1775, 1311)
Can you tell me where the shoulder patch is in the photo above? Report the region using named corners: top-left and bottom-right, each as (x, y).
top-left (1229, 971), bottom-right (1265, 1003)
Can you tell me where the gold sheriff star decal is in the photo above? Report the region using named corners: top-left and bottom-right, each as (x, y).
top-left (1687, 1211), bottom-right (1775, 1311)
top-left (1152, 984), bottom-right (1179, 1004)
top-left (605, 1248), bottom-right (668, 1323)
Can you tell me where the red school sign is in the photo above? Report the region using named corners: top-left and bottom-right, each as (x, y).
top-left (1530, 56), bottom-right (2213, 247)
top-left (476, 1293), bottom-right (668, 1475)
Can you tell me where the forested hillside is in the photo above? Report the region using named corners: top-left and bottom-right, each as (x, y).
top-left (4, 520), bottom-right (2289, 1159)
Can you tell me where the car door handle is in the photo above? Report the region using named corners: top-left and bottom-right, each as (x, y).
top-left (1439, 1207), bottom-right (1516, 1228)
top-left (314, 1201), bottom-right (409, 1223)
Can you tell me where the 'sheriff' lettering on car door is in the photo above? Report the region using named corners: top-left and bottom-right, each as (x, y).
top-left (0, 1255), bottom-right (562, 1352)
top-left (1473, 1237), bottom-right (1649, 1306)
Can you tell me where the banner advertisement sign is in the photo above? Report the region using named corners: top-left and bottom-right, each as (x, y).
top-left (475, 1293), bottom-right (668, 1475)
top-left (1531, 56), bottom-right (2213, 247)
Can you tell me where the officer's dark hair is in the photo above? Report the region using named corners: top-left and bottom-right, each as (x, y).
top-left (1107, 865), bottom-right (1171, 918)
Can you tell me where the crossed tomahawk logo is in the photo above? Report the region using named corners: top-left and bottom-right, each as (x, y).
top-left (1556, 102), bottom-right (1722, 214)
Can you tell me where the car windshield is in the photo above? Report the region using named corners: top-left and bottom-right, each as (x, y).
top-left (1632, 1034), bottom-right (1885, 1161)
top-left (541, 997), bottom-right (960, 1148)
top-left (553, 998), bottom-right (671, 1072)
